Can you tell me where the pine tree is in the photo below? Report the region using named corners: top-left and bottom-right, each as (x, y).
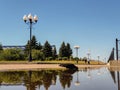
top-left (31, 35), bottom-right (38, 49)
top-left (25, 40), bottom-right (30, 55)
top-left (66, 43), bottom-right (72, 58)
top-left (0, 43), bottom-right (3, 50)
top-left (25, 35), bottom-right (43, 58)
top-left (25, 35), bottom-right (42, 51)
top-left (36, 42), bottom-right (42, 50)
top-left (43, 41), bottom-right (52, 58)
top-left (52, 45), bottom-right (57, 59)
top-left (59, 42), bottom-right (66, 57)
top-left (59, 42), bottom-right (72, 59)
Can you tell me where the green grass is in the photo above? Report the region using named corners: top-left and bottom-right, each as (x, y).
top-left (0, 60), bottom-right (106, 65)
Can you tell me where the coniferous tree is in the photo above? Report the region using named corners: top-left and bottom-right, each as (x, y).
top-left (59, 42), bottom-right (66, 57)
top-left (25, 35), bottom-right (38, 51)
top-left (25, 36), bottom-right (42, 52)
top-left (31, 35), bottom-right (38, 49)
top-left (43, 41), bottom-right (52, 59)
top-left (66, 43), bottom-right (72, 58)
top-left (0, 43), bottom-right (3, 50)
top-left (25, 36), bottom-right (43, 59)
top-left (59, 42), bottom-right (72, 59)
top-left (52, 45), bottom-right (57, 59)
top-left (25, 40), bottom-right (30, 55)
top-left (36, 42), bottom-right (42, 50)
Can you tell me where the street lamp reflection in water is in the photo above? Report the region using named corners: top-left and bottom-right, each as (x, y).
top-left (87, 68), bottom-right (91, 79)
top-left (97, 69), bottom-right (101, 75)
top-left (75, 71), bottom-right (80, 86)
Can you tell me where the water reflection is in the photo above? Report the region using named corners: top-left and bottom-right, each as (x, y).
top-left (87, 68), bottom-right (91, 78)
top-left (108, 67), bottom-right (120, 90)
top-left (0, 69), bottom-right (77, 90)
top-left (60, 69), bottom-right (76, 89)
top-left (0, 67), bottom-right (120, 90)
top-left (74, 71), bottom-right (80, 86)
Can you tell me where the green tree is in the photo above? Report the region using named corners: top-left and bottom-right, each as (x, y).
top-left (0, 43), bottom-right (3, 50)
top-left (32, 49), bottom-right (44, 60)
top-left (25, 35), bottom-right (41, 51)
top-left (0, 43), bottom-right (3, 58)
top-left (52, 45), bottom-right (57, 59)
top-left (59, 42), bottom-right (72, 60)
top-left (25, 40), bottom-right (30, 55)
top-left (43, 41), bottom-right (52, 59)
top-left (66, 43), bottom-right (72, 58)
top-left (0, 48), bottom-right (25, 60)
top-left (59, 42), bottom-right (67, 57)
top-left (31, 35), bottom-right (38, 49)
top-left (36, 42), bottom-right (42, 50)
top-left (25, 36), bottom-right (42, 58)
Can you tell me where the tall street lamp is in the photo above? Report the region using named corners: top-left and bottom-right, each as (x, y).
top-left (23, 13), bottom-right (38, 62)
top-left (74, 45), bottom-right (80, 63)
top-left (97, 55), bottom-right (100, 64)
top-left (87, 50), bottom-right (91, 64)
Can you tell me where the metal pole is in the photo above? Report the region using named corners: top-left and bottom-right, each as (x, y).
top-left (98, 56), bottom-right (99, 64)
top-left (116, 38), bottom-right (118, 60)
top-left (117, 71), bottom-right (120, 90)
top-left (29, 21), bottom-right (32, 62)
top-left (76, 48), bottom-right (78, 57)
top-left (87, 54), bottom-right (90, 64)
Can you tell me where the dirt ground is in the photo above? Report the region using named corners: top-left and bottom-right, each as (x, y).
top-left (0, 64), bottom-right (108, 71)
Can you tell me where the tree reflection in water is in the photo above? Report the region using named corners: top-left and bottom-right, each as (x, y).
top-left (59, 69), bottom-right (76, 89)
top-left (0, 69), bottom-right (76, 90)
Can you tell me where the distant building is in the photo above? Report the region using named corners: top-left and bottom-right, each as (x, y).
top-left (2, 45), bottom-right (55, 50)
top-left (2, 45), bottom-right (25, 50)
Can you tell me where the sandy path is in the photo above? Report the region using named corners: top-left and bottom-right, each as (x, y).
top-left (0, 64), bottom-right (108, 71)
top-left (0, 64), bottom-right (64, 70)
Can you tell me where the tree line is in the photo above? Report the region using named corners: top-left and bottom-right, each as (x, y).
top-left (0, 35), bottom-right (73, 61)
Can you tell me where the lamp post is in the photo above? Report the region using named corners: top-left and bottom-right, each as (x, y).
top-left (23, 14), bottom-right (38, 62)
top-left (97, 55), bottom-right (100, 64)
top-left (116, 38), bottom-right (120, 60)
top-left (87, 50), bottom-right (90, 64)
top-left (74, 45), bottom-right (80, 63)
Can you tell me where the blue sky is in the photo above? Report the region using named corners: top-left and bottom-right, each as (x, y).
top-left (0, 0), bottom-right (120, 61)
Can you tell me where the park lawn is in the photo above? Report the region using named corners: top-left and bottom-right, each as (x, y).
top-left (0, 60), bottom-right (105, 65)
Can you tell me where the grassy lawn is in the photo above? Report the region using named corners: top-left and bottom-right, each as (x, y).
top-left (0, 60), bottom-right (106, 65)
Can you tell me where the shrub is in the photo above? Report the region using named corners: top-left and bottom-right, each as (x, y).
top-left (58, 57), bottom-right (62, 60)
top-left (32, 49), bottom-right (44, 60)
top-left (73, 57), bottom-right (79, 60)
top-left (62, 57), bottom-right (68, 60)
top-left (46, 57), bottom-right (53, 60)
top-left (0, 48), bottom-right (25, 60)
